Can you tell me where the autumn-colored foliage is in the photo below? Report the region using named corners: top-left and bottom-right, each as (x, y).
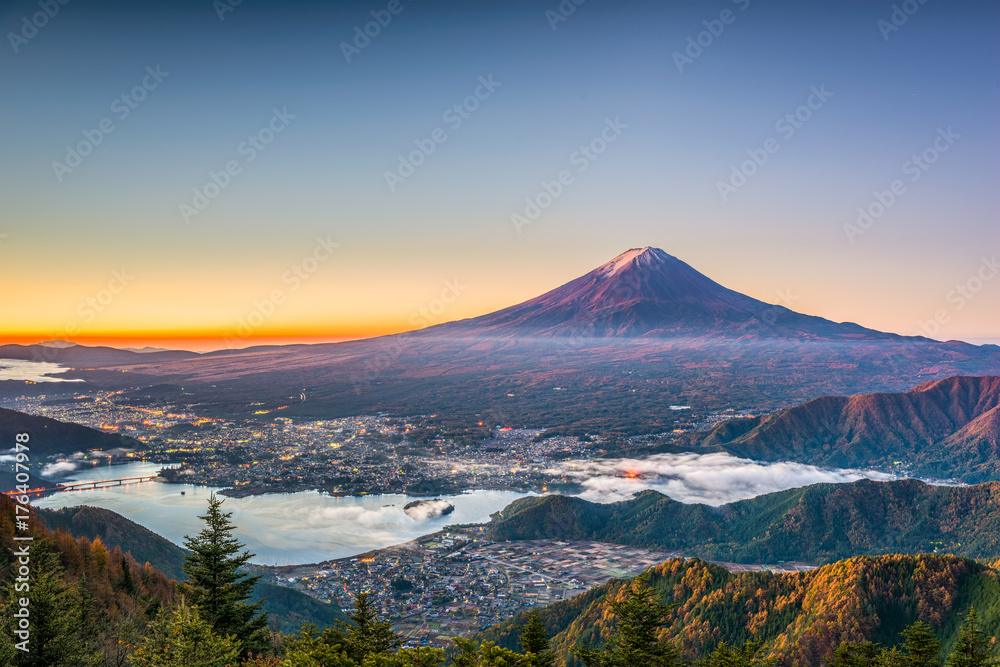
top-left (478, 555), bottom-right (1000, 667)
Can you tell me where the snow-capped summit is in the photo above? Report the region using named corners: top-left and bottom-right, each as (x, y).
top-left (598, 247), bottom-right (665, 276)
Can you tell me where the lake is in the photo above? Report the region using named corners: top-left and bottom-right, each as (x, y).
top-left (33, 455), bottom-right (907, 566)
top-left (0, 359), bottom-right (82, 382)
top-left (35, 462), bottom-right (531, 565)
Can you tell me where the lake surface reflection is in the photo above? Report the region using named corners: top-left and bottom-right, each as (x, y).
top-left (36, 462), bottom-right (531, 565)
top-left (0, 359), bottom-right (82, 382)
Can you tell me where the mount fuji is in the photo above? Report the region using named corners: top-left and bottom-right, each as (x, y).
top-left (426, 247), bottom-right (892, 340)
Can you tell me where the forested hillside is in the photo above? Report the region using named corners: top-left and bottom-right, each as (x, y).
top-left (702, 376), bottom-right (1000, 482)
top-left (478, 554), bottom-right (1000, 666)
top-left (487, 479), bottom-right (1000, 563)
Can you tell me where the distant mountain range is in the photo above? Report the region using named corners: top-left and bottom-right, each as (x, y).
top-left (486, 478), bottom-right (1000, 564)
top-left (477, 554), bottom-right (1000, 666)
top-left (0, 342), bottom-right (199, 365)
top-left (697, 375), bottom-right (1000, 482)
top-left (3, 248), bottom-right (999, 435)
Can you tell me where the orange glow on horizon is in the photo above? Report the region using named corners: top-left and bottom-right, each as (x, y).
top-left (0, 328), bottom-right (404, 353)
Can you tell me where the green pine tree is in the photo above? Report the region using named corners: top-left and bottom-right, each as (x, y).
top-left (0, 542), bottom-right (88, 667)
top-left (343, 589), bottom-right (402, 661)
top-left (128, 598), bottom-right (242, 667)
top-left (280, 622), bottom-right (353, 667)
top-left (571, 574), bottom-right (681, 667)
top-left (945, 608), bottom-right (997, 667)
top-left (824, 641), bottom-right (892, 667)
top-left (901, 621), bottom-right (942, 667)
top-left (452, 637), bottom-right (528, 666)
top-left (181, 493), bottom-right (269, 656)
top-left (281, 591), bottom-right (405, 666)
top-left (363, 646), bottom-right (445, 666)
top-left (519, 611), bottom-right (555, 667)
top-left (120, 555), bottom-right (136, 597)
top-left (699, 640), bottom-right (778, 667)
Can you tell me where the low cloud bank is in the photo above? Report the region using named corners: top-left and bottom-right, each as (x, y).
top-left (41, 460), bottom-right (81, 477)
top-left (403, 499), bottom-right (455, 521)
top-left (550, 452), bottom-right (897, 505)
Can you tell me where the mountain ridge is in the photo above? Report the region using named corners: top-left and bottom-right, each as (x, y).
top-left (703, 375), bottom-right (1000, 481)
top-left (485, 478), bottom-right (1000, 563)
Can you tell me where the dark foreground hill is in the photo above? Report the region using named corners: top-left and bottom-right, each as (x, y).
top-left (0, 406), bottom-right (144, 458)
top-left (701, 375), bottom-right (1000, 482)
top-left (34, 503), bottom-right (349, 631)
top-left (486, 479), bottom-right (1000, 563)
top-left (478, 554), bottom-right (1000, 667)
top-left (0, 492), bottom-right (177, 663)
top-left (0, 407), bottom-right (149, 493)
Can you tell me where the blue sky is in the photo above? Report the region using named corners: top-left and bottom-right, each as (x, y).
top-left (1, 0), bottom-right (997, 348)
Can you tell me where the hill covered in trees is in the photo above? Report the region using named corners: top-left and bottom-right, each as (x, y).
top-left (32, 502), bottom-right (349, 633)
top-left (0, 406), bottom-right (145, 459)
top-left (699, 375), bottom-right (1000, 482)
top-left (486, 479), bottom-right (1000, 563)
top-left (6, 490), bottom-right (998, 666)
top-left (0, 407), bottom-right (149, 493)
top-left (478, 554), bottom-right (1000, 667)
top-left (38, 505), bottom-right (189, 579)
top-left (0, 492), bottom-right (176, 666)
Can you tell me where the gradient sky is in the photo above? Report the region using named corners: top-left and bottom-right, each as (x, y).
top-left (1, 0), bottom-right (997, 350)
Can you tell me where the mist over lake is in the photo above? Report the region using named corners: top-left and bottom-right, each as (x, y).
top-left (0, 359), bottom-right (81, 382)
top-left (34, 462), bottom-right (530, 565)
top-left (34, 457), bottom-right (913, 565)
